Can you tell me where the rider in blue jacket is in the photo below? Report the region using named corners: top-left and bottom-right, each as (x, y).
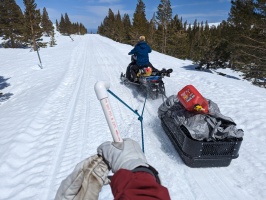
top-left (128, 36), bottom-right (152, 67)
top-left (128, 36), bottom-right (152, 82)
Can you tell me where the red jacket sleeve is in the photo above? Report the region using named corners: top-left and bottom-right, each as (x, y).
top-left (110, 169), bottom-right (171, 200)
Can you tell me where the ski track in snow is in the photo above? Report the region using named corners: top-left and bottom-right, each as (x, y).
top-left (0, 34), bottom-right (266, 200)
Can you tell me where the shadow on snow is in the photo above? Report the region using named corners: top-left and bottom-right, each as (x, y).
top-left (181, 64), bottom-right (241, 80)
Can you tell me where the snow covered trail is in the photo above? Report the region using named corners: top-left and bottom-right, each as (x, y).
top-left (0, 35), bottom-right (151, 200)
top-left (0, 34), bottom-right (266, 200)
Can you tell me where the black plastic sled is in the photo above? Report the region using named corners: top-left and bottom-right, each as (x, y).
top-left (158, 96), bottom-right (243, 168)
top-left (160, 115), bottom-right (243, 168)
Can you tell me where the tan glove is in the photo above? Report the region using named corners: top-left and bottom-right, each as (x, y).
top-left (54, 154), bottom-right (109, 200)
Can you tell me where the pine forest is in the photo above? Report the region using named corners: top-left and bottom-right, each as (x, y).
top-left (98, 0), bottom-right (266, 87)
top-left (0, 0), bottom-right (87, 50)
top-left (0, 0), bottom-right (265, 87)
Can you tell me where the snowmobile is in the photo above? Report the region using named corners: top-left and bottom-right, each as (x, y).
top-left (120, 55), bottom-right (173, 100)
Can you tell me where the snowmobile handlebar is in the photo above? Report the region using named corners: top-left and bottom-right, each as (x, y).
top-left (94, 81), bottom-right (122, 143)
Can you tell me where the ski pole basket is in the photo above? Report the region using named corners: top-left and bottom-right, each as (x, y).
top-left (161, 116), bottom-right (243, 168)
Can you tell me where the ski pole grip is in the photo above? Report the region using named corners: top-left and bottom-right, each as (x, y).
top-left (94, 81), bottom-right (122, 143)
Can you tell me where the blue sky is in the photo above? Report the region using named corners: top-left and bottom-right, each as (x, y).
top-left (16, 0), bottom-right (232, 32)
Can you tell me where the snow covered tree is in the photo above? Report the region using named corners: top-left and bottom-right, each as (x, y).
top-left (23, 0), bottom-right (44, 51)
top-left (0, 0), bottom-right (25, 48)
top-left (41, 7), bottom-right (54, 36)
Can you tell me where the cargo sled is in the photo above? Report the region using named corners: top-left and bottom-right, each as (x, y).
top-left (158, 91), bottom-right (244, 168)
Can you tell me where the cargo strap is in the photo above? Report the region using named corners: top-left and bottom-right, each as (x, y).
top-left (107, 89), bottom-right (147, 153)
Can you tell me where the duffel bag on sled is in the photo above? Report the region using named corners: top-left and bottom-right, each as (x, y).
top-left (158, 85), bottom-right (244, 168)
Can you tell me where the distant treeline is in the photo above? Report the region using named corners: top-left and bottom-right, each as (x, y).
top-left (98, 0), bottom-right (266, 87)
top-left (0, 0), bottom-right (87, 50)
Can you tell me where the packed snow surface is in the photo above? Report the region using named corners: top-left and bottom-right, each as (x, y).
top-left (0, 33), bottom-right (265, 200)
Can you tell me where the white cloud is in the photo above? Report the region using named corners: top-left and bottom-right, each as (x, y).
top-left (72, 5), bottom-right (133, 29)
top-left (179, 10), bottom-right (229, 24)
top-left (181, 10), bottom-right (228, 18)
top-left (84, 5), bottom-right (131, 17)
top-left (172, 2), bottom-right (211, 8)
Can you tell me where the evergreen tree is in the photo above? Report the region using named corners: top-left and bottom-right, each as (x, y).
top-left (98, 20), bottom-right (105, 35)
top-left (72, 22), bottom-right (78, 34)
top-left (79, 23), bottom-right (87, 35)
top-left (57, 13), bottom-right (86, 35)
top-left (189, 21), bottom-right (202, 64)
top-left (188, 19), bottom-right (199, 59)
top-left (122, 13), bottom-right (132, 44)
top-left (132, 0), bottom-right (149, 42)
top-left (70, 22), bottom-right (86, 35)
top-left (200, 23), bottom-right (219, 68)
top-left (167, 15), bottom-right (188, 58)
top-left (228, 0), bottom-right (266, 83)
top-left (59, 14), bottom-right (66, 34)
top-left (49, 30), bottom-right (56, 47)
top-left (64, 13), bottom-right (72, 35)
top-left (154, 23), bottom-right (163, 50)
top-left (23, 0), bottom-right (44, 51)
top-left (55, 19), bottom-right (59, 31)
top-left (148, 13), bottom-right (157, 48)
top-left (41, 7), bottom-right (54, 36)
top-left (114, 10), bottom-right (124, 42)
top-left (228, 0), bottom-right (255, 30)
top-left (245, 0), bottom-right (266, 83)
top-left (0, 0), bottom-right (24, 48)
top-left (155, 0), bottom-right (172, 53)
top-left (227, 0), bottom-right (255, 67)
top-left (102, 8), bottom-right (115, 39)
top-left (97, 22), bottom-right (103, 35)
top-left (213, 21), bottom-right (231, 68)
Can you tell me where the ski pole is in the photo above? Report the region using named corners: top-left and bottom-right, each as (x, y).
top-left (94, 81), bottom-right (122, 143)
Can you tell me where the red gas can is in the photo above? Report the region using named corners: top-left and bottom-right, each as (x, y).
top-left (177, 85), bottom-right (209, 113)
